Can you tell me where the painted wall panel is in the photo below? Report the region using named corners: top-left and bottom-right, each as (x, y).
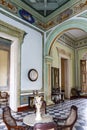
top-left (1, 12), bottom-right (43, 91)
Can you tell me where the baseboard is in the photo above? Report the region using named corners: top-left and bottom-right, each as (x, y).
top-left (17, 105), bottom-right (29, 112)
top-left (70, 95), bottom-right (87, 100)
top-left (18, 105), bottom-right (35, 112)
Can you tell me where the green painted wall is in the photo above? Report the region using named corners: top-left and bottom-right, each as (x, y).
top-left (45, 17), bottom-right (87, 98)
top-left (50, 40), bottom-right (75, 92)
top-left (77, 47), bottom-right (87, 89)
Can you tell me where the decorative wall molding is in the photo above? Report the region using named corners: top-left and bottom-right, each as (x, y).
top-left (1, 0), bottom-right (87, 30)
top-left (44, 55), bottom-right (53, 64)
top-left (57, 48), bottom-right (71, 58)
top-left (57, 33), bottom-right (87, 49)
top-left (75, 38), bottom-right (87, 48)
top-left (0, 20), bottom-right (25, 111)
top-left (0, 20), bottom-right (25, 43)
top-left (57, 34), bottom-right (75, 48)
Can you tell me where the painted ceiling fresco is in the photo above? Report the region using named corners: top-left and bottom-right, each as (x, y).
top-left (1, 0), bottom-right (87, 31)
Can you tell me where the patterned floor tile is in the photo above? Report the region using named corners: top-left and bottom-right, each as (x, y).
top-left (0, 98), bottom-right (87, 130)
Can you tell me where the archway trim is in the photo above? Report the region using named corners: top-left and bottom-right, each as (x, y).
top-left (45, 18), bottom-right (87, 55)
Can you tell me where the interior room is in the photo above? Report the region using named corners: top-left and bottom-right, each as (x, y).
top-left (1, 0), bottom-right (87, 130)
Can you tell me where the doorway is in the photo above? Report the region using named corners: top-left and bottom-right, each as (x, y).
top-left (0, 38), bottom-right (10, 92)
top-left (80, 60), bottom-right (87, 93)
top-left (0, 20), bottom-right (25, 111)
top-left (61, 58), bottom-right (68, 98)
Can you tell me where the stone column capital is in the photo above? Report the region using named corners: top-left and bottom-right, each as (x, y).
top-left (44, 55), bottom-right (53, 64)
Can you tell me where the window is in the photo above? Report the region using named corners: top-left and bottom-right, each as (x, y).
top-left (0, 38), bottom-right (10, 91)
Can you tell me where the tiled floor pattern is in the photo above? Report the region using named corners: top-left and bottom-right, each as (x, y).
top-left (0, 98), bottom-right (87, 130)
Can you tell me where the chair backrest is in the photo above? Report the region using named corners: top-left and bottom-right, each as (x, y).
top-left (33, 122), bottom-right (57, 130)
top-left (64, 105), bottom-right (78, 130)
top-left (0, 91), bottom-right (9, 98)
top-left (2, 106), bottom-right (17, 129)
top-left (71, 88), bottom-right (79, 97)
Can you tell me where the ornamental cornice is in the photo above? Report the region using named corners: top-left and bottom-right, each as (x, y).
top-left (57, 34), bottom-right (75, 48)
top-left (1, 0), bottom-right (87, 30)
top-left (75, 38), bottom-right (87, 48)
top-left (0, 20), bottom-right (25, 43)
top-left (57, 48), bottom-right (71, 58)
top-left (57, 34), bottom-right (87, 49)
top-left (44, 55), bottom-right (53, 64)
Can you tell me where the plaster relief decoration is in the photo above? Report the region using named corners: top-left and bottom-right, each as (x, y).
top-left (82, 52), bottom-right (87, 60)
top-left (56, 8), bottom-right (73, 24)
top-left (36, 0), bottom-right (87, 30)
top-left (74, 0), bottom-right (87, 13)
top-left (58, 48), bottom-right (71, 58)
top-left (36, 8), bottom-right (73, 30)
top-left (57, 34), bottom-right (75, 48)
top-left (75, 38), bottom-right (87, 48)
top-left (1, 0), bottom-right (87, 30)
top-left (37, 21), bottom-right (55, 30)
top-left (0, 0), bottom-right (18, 13)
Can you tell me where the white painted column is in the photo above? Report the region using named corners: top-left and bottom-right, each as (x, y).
top-left (0, 20), bottom-right (25, 111)
top-left (44, 56), bottom-right (54, 105)
top-left (10, 38), bottom-right (21, 111)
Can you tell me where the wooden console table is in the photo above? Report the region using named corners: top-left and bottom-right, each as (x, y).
top-left (52, 92), bottom-right (64, 104)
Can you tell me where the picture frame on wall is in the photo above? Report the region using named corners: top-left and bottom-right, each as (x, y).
top-left (28, 69), bottom-right (38, 81)
top-left (51, 67), bottom-right (59, 89)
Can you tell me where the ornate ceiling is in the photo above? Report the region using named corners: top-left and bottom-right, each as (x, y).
top-left (1, 0), bottom-right (87, 31)
top-left (21, 0), bottom-right (69, 17)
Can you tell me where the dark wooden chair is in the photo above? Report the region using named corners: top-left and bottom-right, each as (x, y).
top-left (33, 122), bottom-right (57, 130)
top-left (0, 91), bottom-right (9, 106)
top-left (53, 105), bottom-right (78, 130)
top-left (71, 88), bottom-right (81, 99)
top-left (2, 106), bottom-right (29, 130)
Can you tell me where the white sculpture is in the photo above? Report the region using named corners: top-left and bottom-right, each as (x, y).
top-left (34, 96), bottom-right (42, 121)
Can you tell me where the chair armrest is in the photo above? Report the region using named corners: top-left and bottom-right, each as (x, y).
top-left (53, 117), bottom-right (67, 122)
top-left (57, 124), bottom-right (73, 129)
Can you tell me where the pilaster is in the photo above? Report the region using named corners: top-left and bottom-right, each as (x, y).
top-left (44, 55), bottom-right (54, 105)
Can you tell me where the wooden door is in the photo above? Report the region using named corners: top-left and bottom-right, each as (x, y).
top-left (80, 60), bottom-right (87, 92)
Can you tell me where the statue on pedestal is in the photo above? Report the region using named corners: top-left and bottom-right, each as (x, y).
top-left (34, 96), bottom-right (42, 121)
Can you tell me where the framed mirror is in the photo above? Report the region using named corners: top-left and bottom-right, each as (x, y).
top-left (28, 69), bottom-right (38, 81)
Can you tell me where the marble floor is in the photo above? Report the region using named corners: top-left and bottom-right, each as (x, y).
top-left (0, 98), bottom-right (87, 130)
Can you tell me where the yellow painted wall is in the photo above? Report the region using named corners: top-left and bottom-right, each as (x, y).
top-left (50, 40), bottom-right (75, 97)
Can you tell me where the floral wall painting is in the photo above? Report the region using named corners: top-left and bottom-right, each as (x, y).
top-left (19, 9), bottom-right (35, 24)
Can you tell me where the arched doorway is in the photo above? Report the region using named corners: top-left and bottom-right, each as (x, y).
top-left (44, 18), bottom-right (87, 104)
